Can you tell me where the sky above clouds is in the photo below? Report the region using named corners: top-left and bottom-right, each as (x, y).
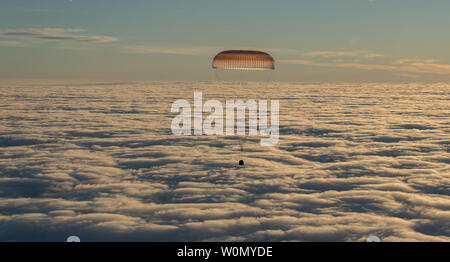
top-left (1, 0), bottom-right (450, 81)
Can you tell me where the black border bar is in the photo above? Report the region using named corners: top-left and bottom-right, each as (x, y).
top-left (0, 242), bottom-right (447, 260)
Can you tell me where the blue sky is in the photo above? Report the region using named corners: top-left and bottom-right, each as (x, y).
top-left (1, 0), bottom-right (450, 81)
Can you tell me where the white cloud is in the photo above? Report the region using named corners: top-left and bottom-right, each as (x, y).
top-left (0, 81), bottom-right (448, 241)
top-left (281, 58), bottom-right (450, 75)
top-left (0, 28), bottom-right (118, 44)
top-left (0, 40), bottom-right (25, 47)
top-left (123, 45), bottom-right (296, 56)
top-left (302, 51), bottom-right (384, 58)
top-left (123, 45), bottom-right (214, 56)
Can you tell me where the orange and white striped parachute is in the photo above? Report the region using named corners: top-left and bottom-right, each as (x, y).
top-left (212, 50), bottom-right (275, 70)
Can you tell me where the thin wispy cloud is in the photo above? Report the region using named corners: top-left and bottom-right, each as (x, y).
top-left (302, 51), bottom-right (384, 59)
top-left (339, 61), bottom-right (450, 75)
top-left (281, 57), bottom-right (450, 76)
top-left (0, 40), bottom-right (25, 47)
top-left (394, 58), bottom-right (436, 65)
top-left (123, 45), bottom-right (297, 57)
top-left (124, 45), bottom-right (215, 56)
top-left (0, 28), bottom-right (118, 44)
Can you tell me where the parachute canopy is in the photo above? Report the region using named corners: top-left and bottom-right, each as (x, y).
top-left (212, 50), bottom-right (275, 70)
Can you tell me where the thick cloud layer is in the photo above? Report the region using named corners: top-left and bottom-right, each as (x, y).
top-left (0, 81), bottom-right (448, 241)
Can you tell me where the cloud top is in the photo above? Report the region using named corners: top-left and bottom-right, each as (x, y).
top-left (0, 81), bottom-right (448, 241)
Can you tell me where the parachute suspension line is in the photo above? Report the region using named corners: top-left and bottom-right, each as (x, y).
top-left (214, 69), bottom-right (221, 82)
top-left (238, 134), bottom-right (245, 166)
top-left (233, 80), bottom-right (247, 166)
top-left (265, 69), bottom-right (273, 99)
top-left (212, 50), bottom-right (275, 166)
top-left (267, 70), bottom-right (273, 83)
top-left (237, 80), bottom-right (244, 164)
